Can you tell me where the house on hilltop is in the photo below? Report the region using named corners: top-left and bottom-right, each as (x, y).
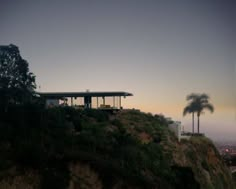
top-left (39, 91), bottom-right (133, 110)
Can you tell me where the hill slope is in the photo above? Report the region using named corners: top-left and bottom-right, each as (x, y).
top-left (0, 107), bottom-right (234, 189)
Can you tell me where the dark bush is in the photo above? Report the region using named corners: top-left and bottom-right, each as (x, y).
top-left (83, 109), bottom-right (109, 122)
top-left (40, 162), bottom-right (70, 189)
top-left (171, 166), bottom-right (200, 189)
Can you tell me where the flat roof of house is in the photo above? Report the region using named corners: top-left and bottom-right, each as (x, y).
top-left (38, 91), bottom-right (133, 98)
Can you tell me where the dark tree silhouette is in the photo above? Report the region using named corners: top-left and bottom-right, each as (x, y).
top-left (183, 93), bottom-right (214, 134)
top-left (0, 44), bottom-right (36, 111)
top-left (183, 102), bottom-right (196, 133)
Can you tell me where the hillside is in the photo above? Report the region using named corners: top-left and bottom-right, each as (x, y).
top-left (0, 106), bottom-right (234, 189)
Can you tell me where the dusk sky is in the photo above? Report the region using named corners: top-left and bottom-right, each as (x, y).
top-left (1, 0), bottom-right (235, 141)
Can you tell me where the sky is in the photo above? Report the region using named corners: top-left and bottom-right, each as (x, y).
top-left (1, 0), bottom-right (235, 141)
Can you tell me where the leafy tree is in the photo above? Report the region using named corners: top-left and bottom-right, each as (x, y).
top-left (0, 44), bottom-right (36, 111)
top-left (183, 93), bottom-right (214, 133)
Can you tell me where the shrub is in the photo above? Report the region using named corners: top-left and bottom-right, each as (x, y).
top-left (82, 109), bottom-right (109, 122)
top-left (110, 119), bottom-right (123, 127)
top-left (40, 162), bottom-right (70, 189)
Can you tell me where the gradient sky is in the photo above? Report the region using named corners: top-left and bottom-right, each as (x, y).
top-left (1, 0), bottom-right (235, 141)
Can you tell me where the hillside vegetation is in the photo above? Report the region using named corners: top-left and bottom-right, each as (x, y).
top-left (0, 106), bottom-right (234, 189)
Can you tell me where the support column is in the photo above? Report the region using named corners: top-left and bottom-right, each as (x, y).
top-left (119, 96), bottom-right (121, 109)
top-left (103, 97), bottom-right (105, 105)
top-left (84, 96), bottom-right (92, 108)
top-left (113, 96), bottom-right (115, 108)
top-left (64, 98), bottom-right (66, 106)
top-left (71, 97), bottom-right (73, 106)
top-left (97, 97), bottom-right (98, 108)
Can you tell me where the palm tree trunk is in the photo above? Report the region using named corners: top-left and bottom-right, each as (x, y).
top-left (197, 115), bottom-right (200, 133)
top-left (192, 112), bottom-right (194, 133)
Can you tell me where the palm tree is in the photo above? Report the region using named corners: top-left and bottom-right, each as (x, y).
top-left (183, 93), bottom-right (214, 134)
top-left (183, 99), bottom-right (197, 133)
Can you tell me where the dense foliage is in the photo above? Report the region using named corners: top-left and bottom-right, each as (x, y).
top-left (0, 44), bottom-right (36, 111)
top-left (0, 107), bottom-right (233, 189)
top-left (233, 172), bottom-right (236, 186)
top-left (0, 106), bottom-right (199, 188)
